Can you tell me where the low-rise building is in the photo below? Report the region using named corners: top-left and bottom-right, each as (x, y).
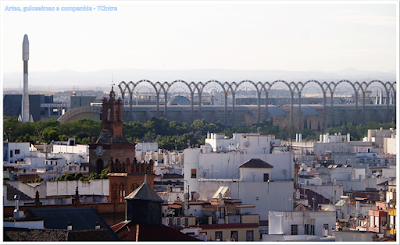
top-left (265, 210), bottom-right (336, 241)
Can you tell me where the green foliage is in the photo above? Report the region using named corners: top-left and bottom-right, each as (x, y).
top-left (22, 178), bottom-right (43, 183)
top-left (100, 168), bottom-right (109, 179)
top-left (87, 172), bottom-right (99, 180)
top-left (323, 122), bottom-right (396, 141)
top-left (3, 116), bottom-right (396, 152)
top-left (56, 172), bottom-right (82, 181)
top-left (54, 171), bottom-right (105, 181)
top-left (3, 117), bottom-right (101, 144)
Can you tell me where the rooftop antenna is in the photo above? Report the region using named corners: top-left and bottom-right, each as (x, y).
top-left (111, 73), bottom-right (115, 91)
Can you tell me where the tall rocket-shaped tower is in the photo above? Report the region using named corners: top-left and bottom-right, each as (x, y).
top-left (20, 34), bottom-right (32, 122)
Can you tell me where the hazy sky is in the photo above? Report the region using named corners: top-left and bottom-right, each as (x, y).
top-left (2, 1), bottom-right (398, 73)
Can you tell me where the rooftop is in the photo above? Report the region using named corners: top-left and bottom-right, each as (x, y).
top-left (238, 158), bottom-right (273, 169)
top-left (125, 181), bottom-right (163, 202)
top-left (3, 227), bottom-right (116, 241)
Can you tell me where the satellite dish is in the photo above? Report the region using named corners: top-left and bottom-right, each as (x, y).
top-left (184, 193), bottom-right (190, 200)
top-left (243, 141), bottom-right (250, 148)
top-left (193, 192), bottom-right (200, 200)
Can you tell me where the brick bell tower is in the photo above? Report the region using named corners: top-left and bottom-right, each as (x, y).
top-left (88, 86), bottom-right (156, 204)
top-left (88, 86), bottom-right (135, 174)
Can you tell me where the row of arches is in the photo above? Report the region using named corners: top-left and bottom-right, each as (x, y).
top-left (117, 80), bottom-right (396, 130)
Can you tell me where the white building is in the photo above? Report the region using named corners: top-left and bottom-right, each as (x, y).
top-left (267, 210), bottom-right (336, 238)
top-left (205, 133), bottom-right (280, 153)
top-left (154, 150), bottom-right (184, 176)
top-left (3, 142), bottom-right (32, 163)
top-left (366, 127), bottom-right (396, 148)
top-left (383, 136), bottom-right (397, 154)
top-left (135, 142), bottom-right (159, 162)
top-left (3, 141), bottom-right (91, 181)
top-left (184, 133), bottom-right (294, 221)
top-left (320, 132), bottom-right (350, 143)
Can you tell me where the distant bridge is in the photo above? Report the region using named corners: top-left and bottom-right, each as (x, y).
top-left (58, 80), bottom-right (396, 129)
top-left (117, 80), bottom-right (396, 130)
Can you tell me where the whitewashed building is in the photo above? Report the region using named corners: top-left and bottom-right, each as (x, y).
top-left (267, 210), bottom-right (336, 238)
top-left (183, 133), bottom-right (294, 221)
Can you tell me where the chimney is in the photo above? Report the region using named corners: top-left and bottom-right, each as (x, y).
top-left (14, 195), bottom-right (20, 210)
top-left (13, 195), bottom-right (25, 220)
top-left (75, 187), bottom-right (80, 206)
top-left (95, 221), bottom-right (100, 230)
top-left (67, 221), bottom-right (73, 231)
top-left (35, 191), bottom-right (40, 207)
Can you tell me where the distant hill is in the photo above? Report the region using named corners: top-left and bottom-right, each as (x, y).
top-left (3, 68), bottom-right (396, 92)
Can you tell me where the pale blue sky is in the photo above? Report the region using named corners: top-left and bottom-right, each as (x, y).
top-left (2, 1), bottom-right (398, 73)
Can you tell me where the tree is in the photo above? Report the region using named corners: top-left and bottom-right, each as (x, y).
top-left (41, 128), bottom-right (59, 143)
top-left (100, 168), bottom-right (109, 179)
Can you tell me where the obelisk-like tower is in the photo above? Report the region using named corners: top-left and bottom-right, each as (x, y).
top-left (21, 34), bottom-right (30, 122)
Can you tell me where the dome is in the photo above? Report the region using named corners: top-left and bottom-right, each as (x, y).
top-left (167, 95), bottom-right (191, 105)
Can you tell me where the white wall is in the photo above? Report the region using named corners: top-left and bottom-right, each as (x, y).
top-left (305, 185), bottom-right (343, 204)
top-left (269, 211), bottom-right (336, 236)
top-left (313, 142), bottom-right (372, 155)
top-left (336, 180), bottom-right (366, 191)
top-left (384, 137), bottom-right (397, 154)
top-left (205, 133), bottom-right (278, 154)
top-left (240, 167), bottom-right (272, 182)
top-left (5, 179), bottom-right (110, 198)
top-left (5, 181), bottom-right (46, 199)
top-left (24, 157), bottom-right (46, 168)
top-left (4, 142), bottom-right (31, 163)
top-left (330, 168), bottom-right (353, 181)
top-left (52, 144), bottom-right (88, 155)
top-left (183, 148), bottom-right (201, 192)
top-left (205, 133), bottom-right (241, 152)
top-left (46, 179), bottom-right (109, 196)
top-left (197, 180), bottom-right (294, 220)
top-left (335, 231), bottom-right (379, 242)
top-left (382, 166), bottom-right (396, 178)
top-left (239, 134), bottom-right (272, 154)
top-left (196, 152), bottom-right (293, 184)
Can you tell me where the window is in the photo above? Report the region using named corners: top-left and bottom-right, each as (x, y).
top-left (10, 150), bottom-right (13, 158)
top-left (323, 224), bottom-right (329, 230)
top-left (291, 225), bottom-right (298, 235)
top-left (231, 231), bottom-right (238, 241)
top-left (15, 149), bottom-right (20, 155)
top-left (107, 108), bottom-right (111, 121)
top-left (215, 231), bottom-right (222, 241)
top-left (304, 224), bottom-right (309, 235)
top-left (310, 225), bottom-right (315, 235)
top-left (246, 230), bottom-right (254, 241)
top-left (191, 169), bottom-right (196, 178)
top-left (263, 173), bottom-right (269, 182)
